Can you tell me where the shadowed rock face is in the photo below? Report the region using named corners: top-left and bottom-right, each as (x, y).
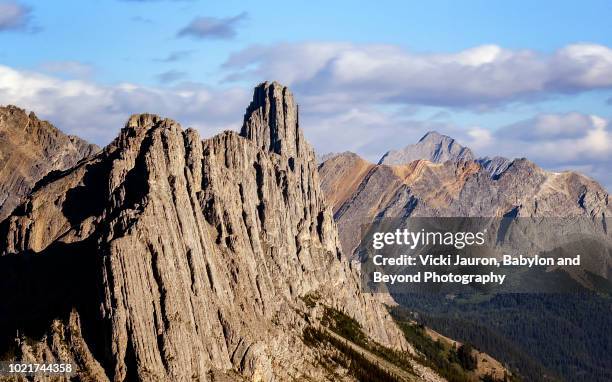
top-left (241, 82), bottom-right (304, 159)
top-left (0, 106), bottom-right (99, 221)
top-left (0, 82), bottom-right (406, 381)
top-left (378, 131), bottom-right (475, 165)
top-left (476, 156), bottom-right (513, 178)
top-left (320, 151), bottom-right (611, 263)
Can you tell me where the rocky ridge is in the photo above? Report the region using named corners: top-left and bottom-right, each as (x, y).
top-left (320, 148), bottom-right (611, 267)
top-left (476, 156), bottom-right (513, 178)
top-left (0, 82), bottom-right (415, 381)
top-left (0, 105), bottom-right (99, 220)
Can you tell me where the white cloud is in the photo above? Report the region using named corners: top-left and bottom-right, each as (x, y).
top-left (466, 128), bottom-right (493, 151)
top-left (0, 64), bottom-right (248, 143)
top-left (223, 42), bottom-right (612, 107)
top-left (455, 113), bottom-right (612, 189)
top-left (497, 112), bottom-right (598, 140)
top-left (480, 113), bottom-right (612, 163)
top-left (1, 58), bottom-right (611, 191)
top-left (551, 44), bottom-right (612, 90)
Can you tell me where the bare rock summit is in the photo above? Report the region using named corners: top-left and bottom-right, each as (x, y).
top-left (0, 82), bottom-right (409, 381)
top-left (378, 131), bottom-right (475, 165)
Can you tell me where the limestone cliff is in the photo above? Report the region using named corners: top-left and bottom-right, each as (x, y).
top-left (0, 105), bottom-right (99, 221)
top-left (0, 82), bottom-right (411, 381)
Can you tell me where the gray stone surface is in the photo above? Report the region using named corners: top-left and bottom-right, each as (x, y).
top-left (476, 156), bottom-right (512, 178)
top-left (0, 82), bottom-right (408, 381)
top-left (321, 150), bottom-right (611, 278)
top-left (378, 131), bottom-right (475, 165)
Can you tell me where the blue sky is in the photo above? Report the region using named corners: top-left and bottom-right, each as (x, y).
top-left (1, 0), bottom-right (612, 188)
top-left (7, 1), bottom-right (611, 84)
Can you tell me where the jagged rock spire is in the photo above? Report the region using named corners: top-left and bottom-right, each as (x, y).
top-left (0, 87), bottom-right (409, 381)
top-left (240, 81), bottom-right (305, 159)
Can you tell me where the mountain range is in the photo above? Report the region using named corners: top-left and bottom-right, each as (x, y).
top-left (0, 82), bottom-right (463, 382)
top-left (0, 83), bottom-right (610, 381)
top-left (319, 132), bottom-right (610, 259)
top-left (318, 130), bottom-right (612, 382)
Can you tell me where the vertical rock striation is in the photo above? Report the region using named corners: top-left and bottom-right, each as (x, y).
top-left (241, 81), bottom-right (304, 159)
top-left (0, 82), bottom-right (407, 381)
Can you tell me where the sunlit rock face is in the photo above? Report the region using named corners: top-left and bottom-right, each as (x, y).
top-left (320, 143), bottom-right (610, 270)
top-left (0, 82), bottom-right (407, 381)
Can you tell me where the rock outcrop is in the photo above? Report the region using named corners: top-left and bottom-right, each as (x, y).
top-left (378, 131), bottom-right (474, 165)
top-left (476, 156), bottom-right (512, 177)
top-left (0, 82), bottom-right (408, 381)
top-left (0, 105), bottom-right (99, 220)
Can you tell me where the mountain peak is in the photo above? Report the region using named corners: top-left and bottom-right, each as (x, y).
top-left (379, 131), bottom-right (475, 165)
top-left (124, 113), bottom-right (181, 135)
top-left (241, 81), bottom-right (307, 159)
top-left (106, 113), bottom-right (182, 155)
top-left (418, 130), bottom-right (446, 142)
top-left (0, 88), bottom-right (408, 380)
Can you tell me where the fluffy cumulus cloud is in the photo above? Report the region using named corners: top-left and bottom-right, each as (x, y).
top-left (0, 64), bottom-right (249, 144)
top-left (456, 113), bottom-right (612, 189)
top-left (2, 39), bottom-right (612, 190)
top-left (223, 42), bottom-right (612, 107)
top-left (0, 1), bottom-right (31, 31)
top-left (305, 108), bottom-right (612, 189)
top-left (178, 12), bottom-right (247, 40)
top-left (550, 45), bottom-right (612, 91)
top-left (469, 113), bottom-right (612, 166)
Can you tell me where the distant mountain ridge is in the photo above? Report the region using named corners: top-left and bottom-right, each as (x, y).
top-left (0, 82), bottom-right (439, 381)
top-left (377, 131), bottom-right (516, 179)
top-left (378, 131), bottom-right (475, 165)
top-left (319, 131), bottom-right (612, 382)
top-left (320, 133), bottom-right (610, 260)
top-left (476, 156), bottom-right (513, 178)
top-left (0, 105), bottom-right (99, 220)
